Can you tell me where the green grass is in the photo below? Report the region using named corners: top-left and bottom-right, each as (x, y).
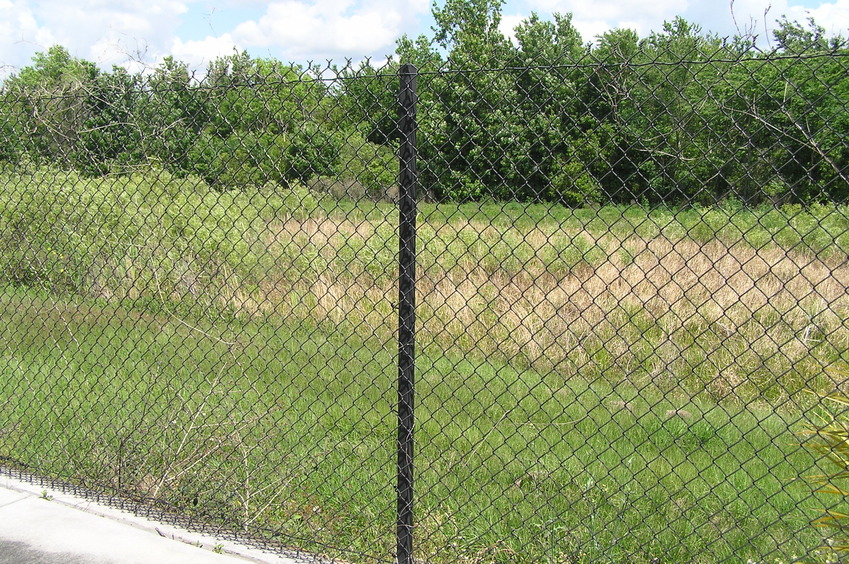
top-left (0, 286), bottom-right (399, 558)
top-left (417, 198), bottom-right (849, 258)
top-left (2, 168), bottom-right (849, 561)
top-left (0, 285), bottom-right (827, 563)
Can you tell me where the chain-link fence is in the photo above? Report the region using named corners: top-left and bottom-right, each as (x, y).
top-left (1, 37), bottom-right (849, 563)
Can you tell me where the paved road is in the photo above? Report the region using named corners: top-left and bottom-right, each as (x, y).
top-left (0, 474), bottom-right (309, 564)
top-left (0, 540), bottom-right (112, 564)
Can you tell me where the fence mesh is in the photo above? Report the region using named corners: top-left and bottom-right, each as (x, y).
top-left (1, 36), bottom-right (849, 563)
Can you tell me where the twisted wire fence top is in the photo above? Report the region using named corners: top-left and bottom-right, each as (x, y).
top-left (0, 28), bottom-right (848, 564)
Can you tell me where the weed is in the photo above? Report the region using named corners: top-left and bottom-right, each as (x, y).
top-left (799, 385), bottom-right (849, 554)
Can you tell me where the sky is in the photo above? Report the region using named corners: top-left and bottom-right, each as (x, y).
top-left (1, 0), bottom-right (847, 79)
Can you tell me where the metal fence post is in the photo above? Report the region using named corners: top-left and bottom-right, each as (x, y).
top-left (397, 63), bottom-right (418, 564)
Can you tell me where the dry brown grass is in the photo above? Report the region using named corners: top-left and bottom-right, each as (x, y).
top-left (268, 214), bottom-right (375, 247)
top-left (218, 214), bottom-right (849, 399)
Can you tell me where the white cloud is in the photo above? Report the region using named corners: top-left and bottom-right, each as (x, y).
top-left (231, 0), bottom-right (427, 60)
top-left (0, 0), bottom-right (190, 77)
top-left (509, 0), bottom-right (849, 46)
top-left (792, 0), bottom-right (849, 36)
top-left (684, 0), bottom-right (849, 46)
top-left (499, 13), bottom-right (525, 43)
top-left (522, 0), bottom-right (688, 37)
top-left (170, 33), bottom-right (240, 72)
top-left (0, 1), bottom-right (56, 78)
top-left (2, 0), bottom-right (847, 83)
top-left (0, 0), bottom-right (426, 80)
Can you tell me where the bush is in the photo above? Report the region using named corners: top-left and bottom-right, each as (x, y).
top-left (336, 132), bottom-right (398, 200)
top-left (0, 168), bottom-right (121, 292)
top-left (547, 158), bottom-right (602, 206)
top-left (189, 127), bottom-right (340, 190)
top-left (0, 167), bottom-right (320, 300)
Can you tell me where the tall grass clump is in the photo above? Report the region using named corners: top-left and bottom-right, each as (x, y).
top-left (0, 168), bottom-right (321, 312)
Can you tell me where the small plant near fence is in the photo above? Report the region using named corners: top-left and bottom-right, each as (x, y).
top-left (800, 385), bottom-right (849, 561)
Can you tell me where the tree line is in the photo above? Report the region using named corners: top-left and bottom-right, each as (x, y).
top-left (1, 0), bottom-right (848, 206)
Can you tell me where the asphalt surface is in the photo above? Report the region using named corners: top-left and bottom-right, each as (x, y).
top-left (0, 474), bottom-right (311, 564)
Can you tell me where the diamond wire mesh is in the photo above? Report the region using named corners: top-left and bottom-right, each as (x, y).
top-left (0, 60), bottom-right (403, 564)
top-left (0, 41), bottom-right (847, 564)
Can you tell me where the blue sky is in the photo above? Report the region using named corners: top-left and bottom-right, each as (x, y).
top-left (1, 0), bottom-right (846, 78)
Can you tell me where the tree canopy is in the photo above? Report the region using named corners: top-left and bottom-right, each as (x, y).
top-left (1, 7), bottom-right (847, 206)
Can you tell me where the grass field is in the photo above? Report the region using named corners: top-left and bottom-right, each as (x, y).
top-left (0, 168), bottom-right (847, 562)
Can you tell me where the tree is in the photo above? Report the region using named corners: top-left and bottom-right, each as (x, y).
top-left (629, 18), bottom-right (727, 203)
top-left (136, 56), bottom-right (206, 174)
top-left (338, 61), bottom-right (400, 146)
top-left (510, 13), bottom-right (603, 204)
top-left (3, 46), bottom-right (99, 167)
top-left (424, 0), bottom-right (521, 200)
top-left (432, 0), bottom-right (506, 57)
top-left (717, 17), bottom-right (849, 203)
top-left (189, 51), bottom-right (339, 188)
top-left (74, 67), bottom-right (144, 175)
top-left (586, 28), bottom-right (643, 202)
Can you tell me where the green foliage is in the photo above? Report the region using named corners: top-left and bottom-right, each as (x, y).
top-left (800, 388), bottom-right (849, 554)
top-left (337, 131), bottom-right (398, 198)
top-left (0, 168), bottom-right (322, 297)
top-left (431, 0), bottom-right (507, 54)
top-left (1, 8), bottom-right (848, 207)
top-left (9, 45), bottom-right (99, 88)
top-left (189, 130), bottom-right (290, 187)
top-left (193, 52), bottom-right (339, 188)
top-left (548, 158), bottom-right (602, 205)
top-left (286, 125), bottom-right (339, 183)
top-left (74, 68), bottom-right (144, 175)
top-left (338, 63), bottom-right (399, 145)
top-left (1, 46), bottom-right (100, 168)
